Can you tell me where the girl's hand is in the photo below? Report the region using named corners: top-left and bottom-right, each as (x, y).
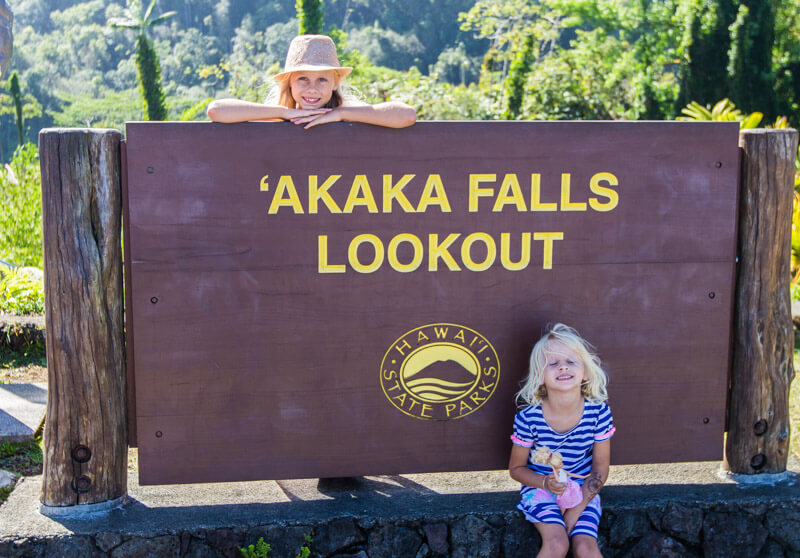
top-left (543, 473), bottom-right (566, 495)
top-left (290, 108), bottom-right (342, 129)
top-left (284, 108), bottom-right (331, 120)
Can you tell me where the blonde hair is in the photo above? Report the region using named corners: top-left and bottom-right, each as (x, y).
top-left (267, 72), bottom-right (352, 109)
top-left (516, 323), bottom-right (608, 407)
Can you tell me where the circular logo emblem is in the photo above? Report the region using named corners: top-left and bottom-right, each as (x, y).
top-left (380, 323), bottom-right (500, 421)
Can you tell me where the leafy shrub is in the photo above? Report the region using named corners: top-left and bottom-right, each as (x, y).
top-left (677, 98), bottom-right (763, 128)
top-left (238, 534), bottom-right (312, 558)
top-left (0, 267), bottom-right (44, 315)
top-left (0, 144), bottom-right (42, 268)
top-left (240, 538), bottom-right (271, 558)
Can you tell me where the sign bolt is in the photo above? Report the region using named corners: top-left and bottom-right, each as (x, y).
top-left (71, 445), bottom-right (91, 463)
top-left (750, 453), bottom-right (767, 470)
top-left (71, 475), bottom-right (92, 493)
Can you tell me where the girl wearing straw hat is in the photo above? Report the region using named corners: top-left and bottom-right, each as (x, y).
top-left (207, 35), bottom-right (416, 129)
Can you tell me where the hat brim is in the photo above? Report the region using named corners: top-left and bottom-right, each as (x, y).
top-left (273, 65), bottom-right (353, 81)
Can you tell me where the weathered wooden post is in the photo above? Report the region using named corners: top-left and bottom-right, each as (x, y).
top-left (725, 128), bottom-right (799, 474)
top-left (39, 129), bottom-right (127, 510)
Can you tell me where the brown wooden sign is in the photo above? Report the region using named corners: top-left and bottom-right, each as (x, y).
top-left (124, 121), bottom-right (740, 485)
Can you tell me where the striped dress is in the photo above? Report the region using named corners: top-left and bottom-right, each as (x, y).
top-left (511, 400), bottom-right (615, 538)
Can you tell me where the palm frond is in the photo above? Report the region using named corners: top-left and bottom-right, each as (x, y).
top-left (149, 11), bottom-right (177, 26)
top-left (106, 16), bottom-right (140, 29)
top-left (710, 98), bottom-right (739, 120)
top-left (143, 0), bottom-right (157, 23)
top-left (676, 100), bottom-right (712, 121)
top-left (739, 112), bottom-right (763, 129)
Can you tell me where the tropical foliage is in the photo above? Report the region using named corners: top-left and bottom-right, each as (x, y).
top-left (677, 98), bottom-right (764, 129)
top-left (0, 266), bottom-right (44, 315)
top-left (0, 0), bottom-right (798, 150)
top-left (296, 0), bottom-right (324, 35)
top-left (0, 144), bottom-right (41, 268)
top-left (107, 0), bottom-right (176, 120)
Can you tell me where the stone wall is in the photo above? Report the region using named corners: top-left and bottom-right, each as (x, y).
top-left (3, 499), bottom-right (800, 557)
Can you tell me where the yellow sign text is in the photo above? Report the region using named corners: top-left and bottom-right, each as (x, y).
top-left (318, 231), bottom-right (564, 274)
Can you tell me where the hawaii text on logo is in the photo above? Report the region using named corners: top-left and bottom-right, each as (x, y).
top-left (380, 323), bottom-right (500, 420)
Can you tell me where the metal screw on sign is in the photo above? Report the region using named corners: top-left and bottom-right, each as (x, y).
top-left (150, 297), bottom-right (158, 304)
top-left (147, 166), bottom-right (155, 174)
top-left (753, 419), bottom-right (768, 436)
top-left (71, 475), bottom-right (92, 494)
top-left (715, 161), bottom-right (723, 168)
top-left (155, 431), bottom-right (163, 438)
top-left (750, 453), bottom-right (767, 470)
top-left (703, 417), bottom-right (710, 424)
top-left (708, 292), bottom-right (716, 299)
top-left (71, 445), bottom-right (91, 463)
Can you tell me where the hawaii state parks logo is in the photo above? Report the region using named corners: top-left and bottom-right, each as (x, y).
top-left (380, 323), bottom-right (500, 420)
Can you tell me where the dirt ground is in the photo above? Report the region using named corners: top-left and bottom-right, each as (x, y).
top-left (0, 365), bottom-right (47, 384)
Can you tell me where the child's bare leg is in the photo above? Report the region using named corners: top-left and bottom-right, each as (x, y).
top-left (571, 534), bottom-right (602, 558)
top-left (533, 522), bottom-right (569, 558)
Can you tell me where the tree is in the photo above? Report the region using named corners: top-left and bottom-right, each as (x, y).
top-left (461, 0), bottom-right (685, 120)
top-left (8, 72), bottom-right (22, 146)
top-left (503, 34), bottom-right (534, 119)
top-left (296, 0), bottom-right (324, 35)
top-left (773, 0), bottom-right (800, 125)
top-left (0, 71), bottom-right (41, 156)
top-left (679, 0), bottom-right (778, 118)
top-left (108, 0), bottom-right (176, 120)
top-left (679, 0), bottom-right (737, 108)
top-left (0, 0), bottom-right (12, 80)
top-left (727, 0), bottom-right (776, 117)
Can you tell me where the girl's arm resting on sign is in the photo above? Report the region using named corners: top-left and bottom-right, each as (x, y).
top-left (338, 102), bottom-right (417, 128)
top-left (509, 443), bottom-right (566, 495)
top-left (206, 99), bottom-right (329, 123)
top-left (290, 101), bottom-right (417, 129)
top-left (563, 439), bottom-right (611, 533)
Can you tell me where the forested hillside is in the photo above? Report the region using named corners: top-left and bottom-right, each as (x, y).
top-left (1, 0), bottom-right (799, 162)
top-left (0, 0), bottom-right (486, 158)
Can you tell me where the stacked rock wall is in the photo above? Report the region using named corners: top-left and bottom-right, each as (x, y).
top-left (2, 498), bottom-right (800, 557)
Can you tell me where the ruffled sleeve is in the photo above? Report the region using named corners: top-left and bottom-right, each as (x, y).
top-left (510, 409), bottom-right (535, 448)
top-left (594, 401), bottom-right (615, 442)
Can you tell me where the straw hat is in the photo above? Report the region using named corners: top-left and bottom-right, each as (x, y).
top-left (273, 35), bottom-right (352, 81)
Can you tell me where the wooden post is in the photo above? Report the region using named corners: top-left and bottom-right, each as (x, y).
top-left (39, 129), bottom-right (127, 508)
top-left (725, 128), bottom-right (799, 474)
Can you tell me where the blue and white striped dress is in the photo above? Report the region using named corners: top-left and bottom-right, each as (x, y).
top-left (511, 400), bottom-right (615, 538)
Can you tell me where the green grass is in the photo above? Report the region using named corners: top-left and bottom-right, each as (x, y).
top-left (0, 343), bottom-right (46, 371)
top-left (0, 437), bottom-right (43, 473)
top-left (0, 436), bottom-right (43, 503)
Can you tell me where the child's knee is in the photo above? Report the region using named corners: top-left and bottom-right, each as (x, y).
top-left (539, 531), bottom-right (569, 557)
top-left (570, 534), bottom-right (601, 558)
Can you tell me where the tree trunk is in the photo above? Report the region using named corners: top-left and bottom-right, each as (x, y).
top-left (725, 128), bottom-right (799, 474)
top-left (39, 128), bottom-right (127, 507)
